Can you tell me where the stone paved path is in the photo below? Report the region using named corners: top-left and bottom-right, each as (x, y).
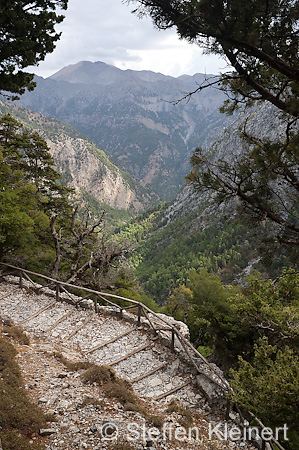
top-left (0, 276), bottom-right (257, 450)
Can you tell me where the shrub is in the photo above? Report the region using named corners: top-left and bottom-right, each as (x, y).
top-left (166, 399), bottom-right (193, 428)
top-left (57, 353), bottom-right (164, 426)
top-left (103, 380), bottom-right (136, 405)
top-left (148, 414), bottom-right (164, 429)
top-left (81, 364), bottom-right (117, 385)
top-left (2, 324), bottom-right (30, 346)
top-left (53, 352), bottom-right (92, 371)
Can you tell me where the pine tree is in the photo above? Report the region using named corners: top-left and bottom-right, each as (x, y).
top-left (0, 114), bottom-right (71, 260)
top-left (0, 0), bottom-right (68, 98)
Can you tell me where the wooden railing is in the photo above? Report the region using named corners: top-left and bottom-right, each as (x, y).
top-left (0, 262), bottom-right (286, 450)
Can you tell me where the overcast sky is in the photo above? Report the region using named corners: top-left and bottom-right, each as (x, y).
top-left (28, 0), bottom-right (228, 79)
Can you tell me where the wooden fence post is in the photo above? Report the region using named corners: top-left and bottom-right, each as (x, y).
top-left (171, 329), bottom-right (175, 352)
top-left (19, 271), bottom-right (23, 288)
top-left (55, 283), bottom-right (60, 302)
top-left (94, 296), bottom-right (99, 313)
top-left (137, 304), bottom-right (142, 325)
top-left (225, 399), bottom-right (231, 421)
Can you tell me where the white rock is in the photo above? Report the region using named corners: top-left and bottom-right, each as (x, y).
top-left (149, 377), bottom-right (163, 387)
top-left (149, 312), bottom-right (190, 340)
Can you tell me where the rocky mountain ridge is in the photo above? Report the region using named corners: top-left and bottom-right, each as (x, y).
top-left (16, 61), bottom-right (233, 200)
top-left (0, 99), bottom-right (152, 212)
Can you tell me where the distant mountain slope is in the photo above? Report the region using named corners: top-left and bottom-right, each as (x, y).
top-left (16, 61), bottom-right (233, 200)
top-left (0, 99), bottom-right (152, 212)
top-left (113, 102), bottom-right (290, 301)
top-left (165, 101), bottom-right (292, 222)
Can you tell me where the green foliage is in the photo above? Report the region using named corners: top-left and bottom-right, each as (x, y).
top-left (187, 133), bottom-right (299, 261)
top-left (131, 210), bottom-right (256, 303)
top-left (113, 202), bottom-right (167, 244)
top-left (185, 269), bottom-right (299, 365)
top-left (230, 270), bottom-right (299, 347)
top-left (162, 285), bottom-right (193, 322)
top-left (230, 339), bottom-right (299, 450)
top-left (0, 0), bottom-right (68, 98)
top-left (130, 0), bottom-right (298, 117)
top-left (0, 114), bottom-right (71, 264)
top-left (0, 109), bottom-right (148, 294)
top-left (131, 0), bottom-right (299, 260)
top-left (113, 284), bottom-right (160, 312)
top-left (173, 268), bottom-right (299, 448)
top-left (79, 189), bottom-right (134, 228)
top-left (87, 143), bottom-right (150, 199)
top-left (187, 269), bottom-right (250, 358)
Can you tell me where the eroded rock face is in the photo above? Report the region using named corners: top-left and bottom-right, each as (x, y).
top-left (165, 101), bottom-right (296, 223)
top-left (46, 135), bottom-right (146, 211)
top-left (0, 99), bottom-right (150, 212)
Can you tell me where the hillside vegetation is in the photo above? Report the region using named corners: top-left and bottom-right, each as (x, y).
top-left (113, 203), bottom-right (257, 302)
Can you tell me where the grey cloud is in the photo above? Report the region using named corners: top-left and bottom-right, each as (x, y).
top-left (28, 0), bottom-right (226, 78)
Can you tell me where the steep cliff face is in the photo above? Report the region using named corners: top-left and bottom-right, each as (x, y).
top-left (165, 102), bottom-right (288, 222)
top-left (17, 61), bottom-right (233, 200)
top-left (127, 103), bottom-right (289, 301)
top-left (0, 100), bottom-right (150, 212)
top-left (45, 135), bottom-right (147, 211)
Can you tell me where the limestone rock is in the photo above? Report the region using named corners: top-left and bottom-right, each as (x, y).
top-left (39, 428), bottom-right (57, 436)
top-left (148, 312), bottom-right (190, 340)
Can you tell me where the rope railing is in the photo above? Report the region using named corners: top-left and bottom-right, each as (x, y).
top-left (0, 262), bottom-right (286, 450)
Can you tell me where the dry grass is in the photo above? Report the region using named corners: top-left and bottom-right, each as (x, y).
top-left (81, 364), bottom-right (117, 385)
top-left (123, 401), bottom-right (145, 415)
top-left (107, 439), bottom-right (135, 450)
top-left (147, 414), bottom-right (164, 429)
top-left (103, 379), bottom-right (136, 405)
top-left (166, 399), bottom-right (193, 428)
top-left (55, 352), bottom-right (165, 428)
top-left (77, 396), bottom-right (103, 409)
top-left (0, 335), bottom-right (53, 450)
top-left (81, 365), bottom-right (165, 426)
top-left (53, 351), bottom-right (92, 371)
top-left (81, 364), bottom-right (143, 412)
top-left (2, 324), bottom-right (30, 345)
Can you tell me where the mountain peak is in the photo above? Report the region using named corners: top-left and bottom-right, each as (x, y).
top-left (48, 60), bottom-right (122, 85)
top-left (48, 60), bottom-right (175, 85)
